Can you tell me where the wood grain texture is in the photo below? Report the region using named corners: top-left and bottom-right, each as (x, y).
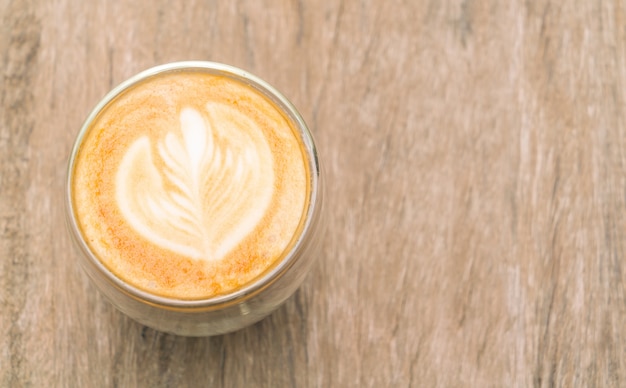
top-left (2, 0), bottom-right (626, 386)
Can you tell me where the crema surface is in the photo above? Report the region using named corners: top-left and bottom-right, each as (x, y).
top-left (72, 71), bottom-right (308, 300)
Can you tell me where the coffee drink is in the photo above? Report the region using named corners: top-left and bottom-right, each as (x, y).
top-left (70, 66), bottom-right (310, 301)
top-left (67, 62), bottom-right (323, 335)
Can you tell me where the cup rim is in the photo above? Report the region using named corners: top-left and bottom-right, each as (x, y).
top-left (65, 61), bottom-right (320, 309)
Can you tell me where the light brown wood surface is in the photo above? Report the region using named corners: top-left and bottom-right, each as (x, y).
top-left (2, 0), bottom-right (626, 386)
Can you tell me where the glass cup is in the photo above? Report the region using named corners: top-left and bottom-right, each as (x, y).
top-left (65, 62), bottom-right (325, 336)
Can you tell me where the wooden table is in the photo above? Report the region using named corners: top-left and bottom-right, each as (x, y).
top-left (2, 1), bottom-right (626, 386)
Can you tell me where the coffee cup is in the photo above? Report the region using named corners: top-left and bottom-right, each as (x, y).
top-left (65, 62), bottom-right (324, 336)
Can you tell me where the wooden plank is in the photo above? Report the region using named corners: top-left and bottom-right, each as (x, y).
top-left (1, 0), bottom-right (626, 386)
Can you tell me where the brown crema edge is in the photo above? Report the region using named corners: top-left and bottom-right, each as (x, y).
top-left (71, 71), bottom-right (309, 300)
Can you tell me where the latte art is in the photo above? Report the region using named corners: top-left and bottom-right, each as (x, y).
top-left (116, 104), bottom-right (275, 261)
top-left (71, 70), bottom-right (309, 299)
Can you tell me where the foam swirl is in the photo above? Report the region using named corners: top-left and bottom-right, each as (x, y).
top-left (116, 104), bottom-right (275, 261)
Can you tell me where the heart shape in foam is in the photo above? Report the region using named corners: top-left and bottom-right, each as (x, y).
top-left (116, 104), bottom-right (275, 261)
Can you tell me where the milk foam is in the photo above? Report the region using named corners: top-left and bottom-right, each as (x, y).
top-left (73, 71), bottom-right (308, 299)
top-left (116, 104), bottom-right (275, 261)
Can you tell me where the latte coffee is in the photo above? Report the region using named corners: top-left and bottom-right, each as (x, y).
top-left (66, 62), bottom-right (323, 335)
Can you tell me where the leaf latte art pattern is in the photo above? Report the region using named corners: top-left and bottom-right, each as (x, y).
top-left (116, 104), bottom-right (275, 261)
